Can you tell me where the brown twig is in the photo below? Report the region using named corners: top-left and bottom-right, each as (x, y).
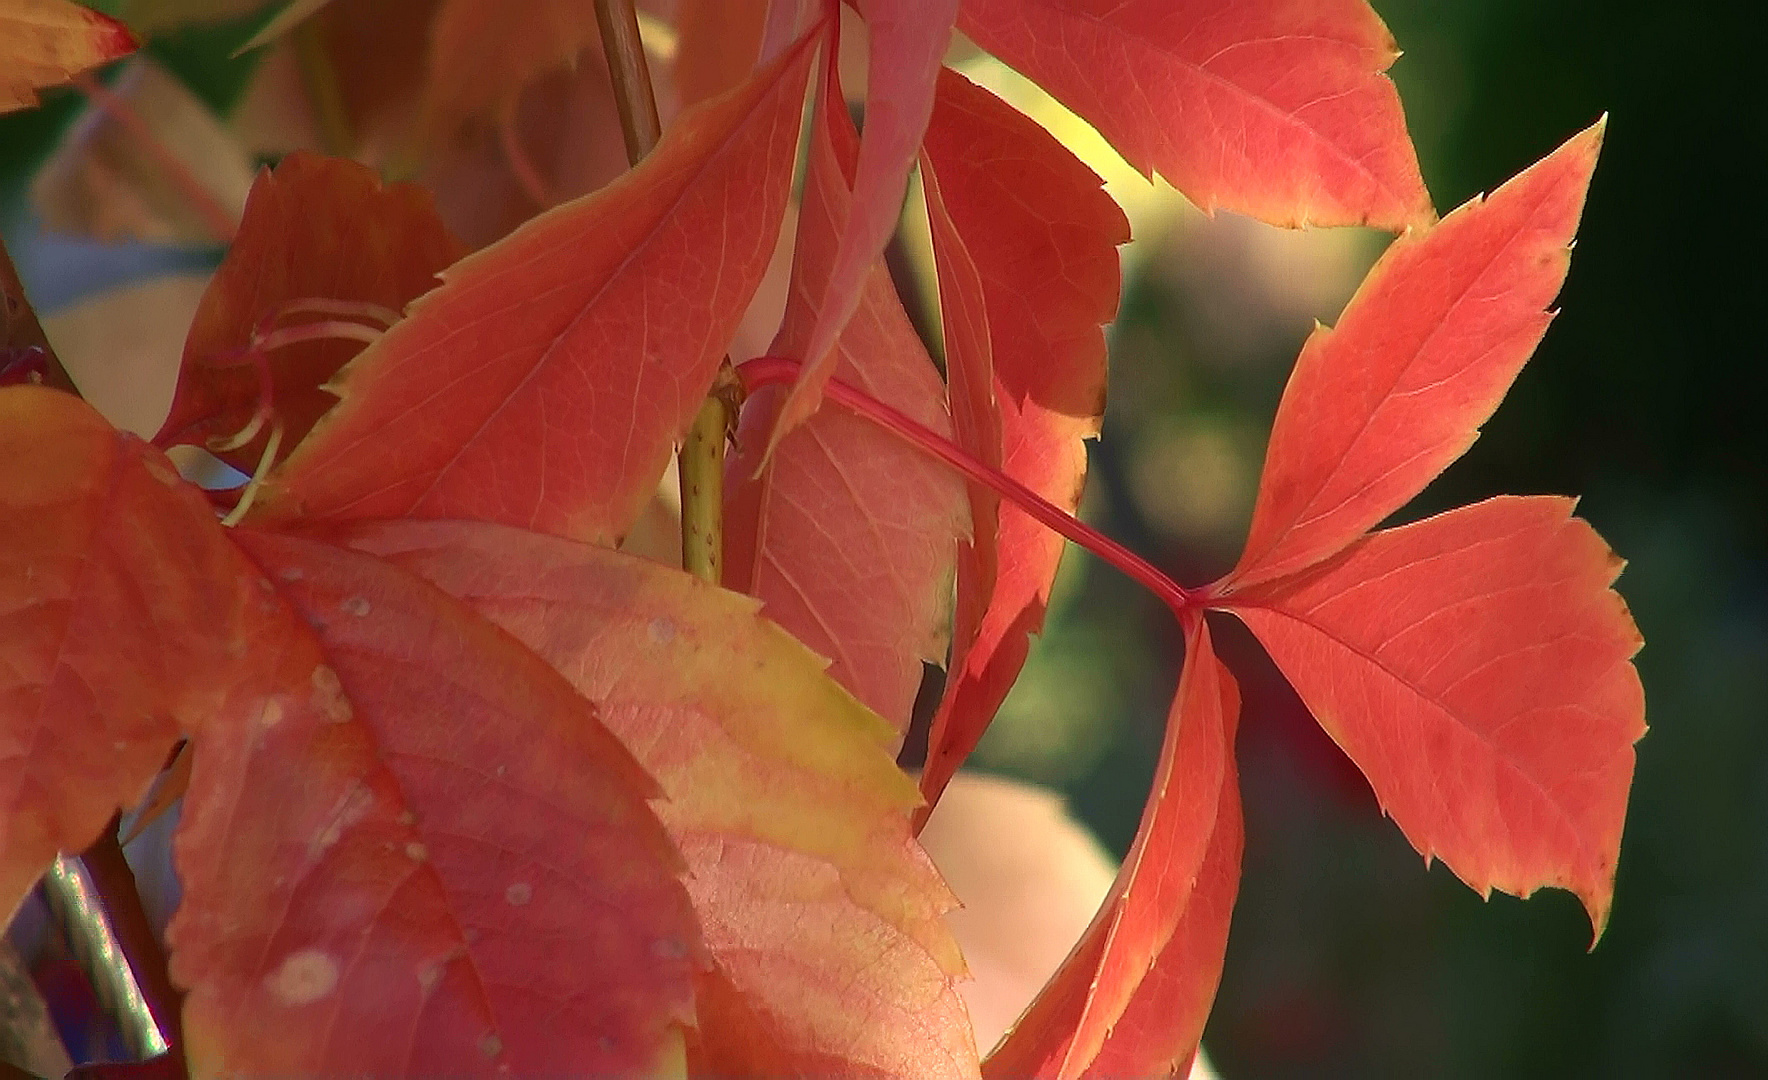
top-left (594, 0), bottom-right (663, 162)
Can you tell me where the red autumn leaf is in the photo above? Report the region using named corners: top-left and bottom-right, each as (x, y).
top-left (173, 527), bottom-right (699, 1076)
top-left (920, 116), bottom-right (1001, 779)
top-left (1224, 119), bottom-right (1607, 592)
top-left (1, 0), bottom-right (136, 113)
top-left (1083, 764), bottom-right (1241, 1080)
top-left (1222, 496), bottom-right (1644, 932)
top-left (0, 386), bottom-right (251, 919)
top-left (346, 518), bottom-right (979, 1079)
top-left (768, 0), bottom-right (960, 448)
top-left (257, 29), bottom-right (818, 544)
top-left (917, 67), bottom-right (1126, 810)
top-left (984, 618), bottom-right (1240, 1079)
top-left (725, 52), bottom-right (965, 731)
top-left (956, 0), bottom-right (1431, 230)
top-left (155, 153), bottom-right (463, 474)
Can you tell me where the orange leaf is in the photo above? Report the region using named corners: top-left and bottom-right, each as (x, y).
top-left (920, 121), bottom-right (1000, 783)
top-left (0, 387), bottom-right (253, 920)
top-left (1080, 754), bottom-right (1241, 1079)
top-left (1225, 119), bottom-right (1606, 591)
top-left (918, 68), bottom-right (1126, 811)
top-left (768, 0), bottom-right (959, 447)
top-left (985, 618), bottom-right (1241, 1079)
top-left (156, 153), bottom-right (463, 473)
top-left (956, 0), bottom-right (1431, 230)
top-left (725, 51), bottom-right (965, 731)
top-left (1, 0), bottom-right (136, 113)
top-left (346, 518), bottom-right (980, 1080)
top-left (258, 29), bottom-right (818, 544)
top-left (1222, 496), bottom-right (1644, 935)
top-left (173, 528), bottom-right (699, 1076)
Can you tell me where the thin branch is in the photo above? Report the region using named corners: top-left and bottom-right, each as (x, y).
top-left (596, 0), bottom-right (734, 583)
top-left (738, 356), bottom-right (1195, 616)
top-left (594, 0), bottom-right (664, 162)
top-left (41, 849), bottom-right (170, 1062)
top-left (78, 828), bottom-right (183, 1053)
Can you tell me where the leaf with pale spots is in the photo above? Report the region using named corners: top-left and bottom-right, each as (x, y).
top-left (345, 518), bottom-right (980, 1080)
top-left (168, 529), bottom-right (699, 1077)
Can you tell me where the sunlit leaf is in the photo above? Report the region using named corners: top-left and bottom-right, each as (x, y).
top-left (258, 29), bottom-right (818, 544)
top-left (725, 51), bottom-right (965, 731)
top-left (174, 528), bottom-right (699, 1076)
top-left (918, 68), bottom-right (1125, 811)
top-left (984, 618), bottom-right (1240, 1079)
top-left (347, 518), bottom-right (980, 1080)
top-left (1223, 496), bottom-right (1644, 934)
top-left (0, 387), bottom-right (250, 919)
top-left (1224, 120), bottom-right (1606, 590)
top-left (156, 152), bottom-right (462, 473)
top-left (956, 0), bottom-right (1432, 230)
top-left (768, 0), bottom-right (959, 447)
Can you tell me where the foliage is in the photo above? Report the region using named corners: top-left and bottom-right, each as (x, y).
top-left (0, 0), bottom-right (1643, 1077)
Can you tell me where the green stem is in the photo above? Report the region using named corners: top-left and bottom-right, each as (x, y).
top-left (42, 849), bottom-right (169, 1061)
top-left (595, 0), bottom-right (732, 583)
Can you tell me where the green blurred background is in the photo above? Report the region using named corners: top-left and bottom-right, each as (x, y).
top-left (3, 0), bottom-right (1763, 1075)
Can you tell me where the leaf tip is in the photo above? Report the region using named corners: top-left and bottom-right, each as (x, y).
top-left (1580, 879), bottom-right (1616, 950)
top-left (97, 11), bottom-right (141, 60)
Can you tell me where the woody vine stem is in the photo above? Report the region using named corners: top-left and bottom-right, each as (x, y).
top-left (594, 0), bottom-right (732, 585)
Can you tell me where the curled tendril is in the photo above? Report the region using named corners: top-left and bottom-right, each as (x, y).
top-left (201, 297), bottom-right (393, 526)
top-left (219, 419), bottom-right (283, 527)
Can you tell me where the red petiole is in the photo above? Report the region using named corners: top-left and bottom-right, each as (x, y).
top-left (737, 356), bottom-right (1194, 615)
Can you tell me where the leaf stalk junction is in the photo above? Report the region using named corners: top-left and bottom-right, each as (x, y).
top-left (735, 356), bottom-right (1196, 617)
